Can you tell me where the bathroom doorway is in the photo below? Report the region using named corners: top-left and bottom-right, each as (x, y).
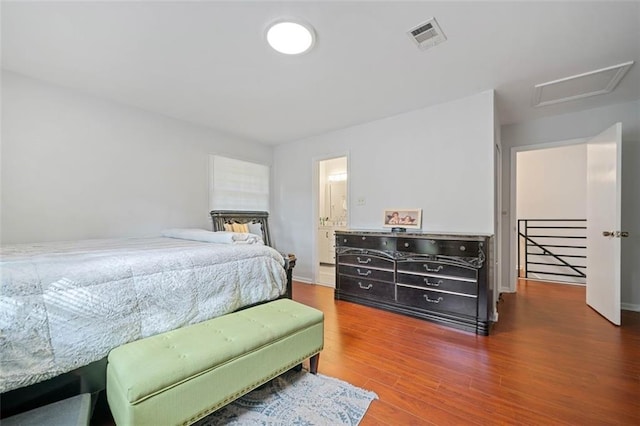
top-left (316, 156), bottom-right (348, 287)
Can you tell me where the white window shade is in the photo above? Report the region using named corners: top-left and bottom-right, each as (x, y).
top-left (209, 155), bottom-right (270, 211)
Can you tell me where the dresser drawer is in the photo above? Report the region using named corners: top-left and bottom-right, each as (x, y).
top-left (397, 272), bottom-right (478, 296)
top-left (336, 234), bottom-right (395, 251)
top-left (338, 253), bottom-right (394, 270)
top-left (338, 264), bottom-right (394, 282)
top-left (338, 275), bottom-right (395, 302)
top-left (396, 285), bottom-right (477, 317)
top-left (396, 238), bottom-right (480, 258)
top-left (396, 259), bottom-right (477, 280)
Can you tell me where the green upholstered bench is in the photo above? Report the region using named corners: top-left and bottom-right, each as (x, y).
top-left (106, 299), bottom-right (324, 426)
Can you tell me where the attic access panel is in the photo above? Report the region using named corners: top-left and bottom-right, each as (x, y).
top-left (532, 61), bottom-right (634, 107)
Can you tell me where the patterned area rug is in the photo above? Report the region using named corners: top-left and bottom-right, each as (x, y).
top-left (194, 369), bottom-right (378, 425)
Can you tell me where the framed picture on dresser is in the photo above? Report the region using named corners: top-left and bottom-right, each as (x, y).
top-left (383, 208), bottom-right (422, 229)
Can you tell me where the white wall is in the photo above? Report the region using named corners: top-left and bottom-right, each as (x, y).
top-left (1, 71), bottom-right (272, 243)
top-left (272, 91), bottom-right (496, 281)
top-left (517, 145), bottom-right (586, 218)
top-left (501, 100), bottom-right (640, 310)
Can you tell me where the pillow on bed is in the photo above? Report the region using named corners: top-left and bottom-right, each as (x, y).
top-left (231, 223), bottom-right (249, 233)
top-left (247, 222), bottom-right (263, 238)
top-left (161, 228), bottom-right (263, 244)
top-left (162, 228), bottom-right (222, 243)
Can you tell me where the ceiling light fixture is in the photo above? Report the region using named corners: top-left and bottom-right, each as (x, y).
top-left (266, 20), bottom-right (315, 55)
top-left (328, 172), bottom-right (347, 182)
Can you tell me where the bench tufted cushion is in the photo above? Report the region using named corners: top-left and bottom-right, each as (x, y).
top-left (106, 299), bottom-right (323, 425)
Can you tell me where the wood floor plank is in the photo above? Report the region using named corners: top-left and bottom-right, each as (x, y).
top-left (365, 378), bottom-right (478, 425)
top-left (360, 398), bottom-right (436, 426)
top-left (294, 278), bottom-right (640, 425)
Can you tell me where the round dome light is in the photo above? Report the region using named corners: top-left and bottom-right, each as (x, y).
top-left (266, 21), bottom-right (315, 55)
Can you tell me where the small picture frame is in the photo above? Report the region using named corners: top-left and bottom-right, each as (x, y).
top-left (383, 209), bottom-right (422, 229)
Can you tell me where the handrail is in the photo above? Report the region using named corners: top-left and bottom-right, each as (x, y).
top-left (518, 219), bottom-right (587, 284)
top-left (520, 234), bottom-right (585, 278)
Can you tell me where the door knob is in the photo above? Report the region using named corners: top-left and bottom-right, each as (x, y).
top-left (602, 231), bottom-right (630, 238)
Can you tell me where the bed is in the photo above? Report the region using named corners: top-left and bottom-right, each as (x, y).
top-left (0, 211), bottom-right (294, 410)
top-left (210, 209), bottom-right (296, 298)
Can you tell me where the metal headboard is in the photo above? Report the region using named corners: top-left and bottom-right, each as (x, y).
top-left (209, 210), bottom-right (272, 247)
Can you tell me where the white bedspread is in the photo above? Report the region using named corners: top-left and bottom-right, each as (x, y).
top-left (0, 237), bottom-right (287, 393)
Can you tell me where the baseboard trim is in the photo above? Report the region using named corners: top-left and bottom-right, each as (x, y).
top-left (314, 281), bottom-right (335, 289)
top-left (292, 275), bottom-right (312, 284)
top-left (621, 303), bottom-right (640, 312)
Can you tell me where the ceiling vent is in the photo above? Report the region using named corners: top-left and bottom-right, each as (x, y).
top-left (532, 61), bottom-right (634, 107)
top-left (408, 18), bottom-right (446, 50)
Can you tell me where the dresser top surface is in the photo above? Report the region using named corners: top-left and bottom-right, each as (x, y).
top-left (335, 229), bottom-right (493, 241)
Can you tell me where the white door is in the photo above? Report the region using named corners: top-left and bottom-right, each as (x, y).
top-left (586, 123), bottom-right (622, 325)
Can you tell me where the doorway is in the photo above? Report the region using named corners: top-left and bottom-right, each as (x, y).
top-left (515, 143), bottom-right (587, 286)
top-left (509, 123), bottom-right (623, 325)
top-left (316, 156), bottom-right (348, 287)
top-left (509, 138), bottom-right (585, 293)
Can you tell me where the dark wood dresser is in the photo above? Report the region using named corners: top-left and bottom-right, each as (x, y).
top-left (334, 230), bottom-right (493, 335)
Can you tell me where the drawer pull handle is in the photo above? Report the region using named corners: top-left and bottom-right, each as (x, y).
top-left (424, 265), bottom-right (443, 273)
top-left (404, 242), bottom-right (410, 248)
top-left (356, 257), bottom-right (371, 264)
top-left (424, 295), bottom-right (444, 304)
top-left (362, 236), bottom-right (366, 240)
top-left (358, 282), bottom-right (373, 290)
top-left (424, 278), bottom-right (443, 287)
top-left (356, 269), bottom-right (372, 276)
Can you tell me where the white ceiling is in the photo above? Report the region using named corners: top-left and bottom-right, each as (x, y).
top-left (2, 1), bottom-right (639, 145)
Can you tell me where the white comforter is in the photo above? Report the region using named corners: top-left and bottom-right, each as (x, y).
top-left (0, 237), bottom-right (287, 393)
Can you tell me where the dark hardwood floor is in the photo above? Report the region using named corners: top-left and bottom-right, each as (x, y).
top-left (294, 279), bottom-right (640, 425)
top-left (90, 279), bottom-right (639, 425)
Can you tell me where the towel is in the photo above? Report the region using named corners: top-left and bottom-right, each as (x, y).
top-left (161, 229), bottom-right (263, 245)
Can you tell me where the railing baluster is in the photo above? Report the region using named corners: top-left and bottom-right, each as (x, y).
top-left (517, 219), bottom-right (586, 284)
top-left (517, 220), bottom-right (521, 278)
